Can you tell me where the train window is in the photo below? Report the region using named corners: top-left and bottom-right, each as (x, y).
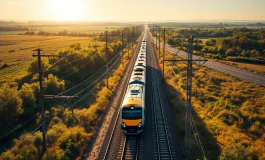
top-left (122, 107), bottom-right (142, 119)
top-left (131, 89), bottom-right (140, 95)
top-left (134, 72), bottom-right (143, 75)
top-left (135, 68), bottom-right (144, 72)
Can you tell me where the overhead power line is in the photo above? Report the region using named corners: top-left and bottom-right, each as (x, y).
top-left (0, 113), bottom-right (54, 160)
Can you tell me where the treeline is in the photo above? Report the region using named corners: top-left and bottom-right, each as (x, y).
top-left (153, 22), bottom-right (265, 29)
top-left (20, 26), bottom-right (143, 40)
top-left (167, 28), bottom-right (265, 64)
top-left (20, 30), bottom-right (96, 37)
top-left (0, 26), bottom-right (29, 31)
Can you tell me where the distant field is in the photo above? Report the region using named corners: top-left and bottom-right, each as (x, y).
top-left (0, 35), bottom-right (93, 66)
top-left (0, 35), bottom-right (96, 83)
top-left (0, 25), bottom-right (123, 35)
top-left (35, 25), bottom-right (114, 33)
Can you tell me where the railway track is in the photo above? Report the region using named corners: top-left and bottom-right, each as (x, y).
top-left (117, 135), bottom-right (140, 160)
top-left (148, 34), bottom-right (176, 160)
top-left (102, 32), bottom-right (145, 160)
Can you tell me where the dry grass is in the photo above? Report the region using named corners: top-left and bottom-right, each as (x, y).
top-left (215, 60), bottom-right (265, 76)
top-left (152, 34), bottom-right (265, 159)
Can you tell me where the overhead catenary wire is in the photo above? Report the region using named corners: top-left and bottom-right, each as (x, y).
top-left (0, 114), bottom-right (37, 141)
top-left (68, 57), bottom-right (120, 108)
top-left (190, 115), bottom-right (206, 159)
top-left (164, 48), bottom-right (206, 159)
top-left (74, 57), bottom-right (120, 96)
top-left (59, 51), bottom-right (121, 96)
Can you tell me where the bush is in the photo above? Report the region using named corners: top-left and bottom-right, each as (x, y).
top-left (28, 59), bottom-right (50, 74)
top-left (44, 74), bottom-right (65, 95)
top-left (220, 144), bottom-right (255, 160)
top-left (225, 56), bottom-right (265, 64)
top-left (217, 110), bottom-right (241, 126)
top-left (19, 83), bottom-right (36, 116)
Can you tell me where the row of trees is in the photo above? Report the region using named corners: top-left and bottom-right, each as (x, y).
top-left (166, 28), bottom-right (265, 63)
top-left (0, 26), bottom-right (29, 31)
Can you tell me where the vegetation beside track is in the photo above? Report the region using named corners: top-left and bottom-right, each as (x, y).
top-left (0, 27), bottom-right (143, 159)
top-left (151, 33), bottom-right (265, 159)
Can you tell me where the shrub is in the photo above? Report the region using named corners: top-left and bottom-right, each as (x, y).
top-left (0, 84), bottom-right (23, 125)
top-left (19, 83), bottom-right (36, 116)
top-left (217, 110), bottom-right (241, 126)
top-left (44, 74), bottom-right (65, 95)
top-left (28, 59), bottom-right (50, 74)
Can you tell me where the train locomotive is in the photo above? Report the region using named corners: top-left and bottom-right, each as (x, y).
top-left (120, 36), bottom-right (147, 135)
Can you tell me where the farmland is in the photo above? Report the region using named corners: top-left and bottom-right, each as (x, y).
top-left (0, 35), bottom-right (93, 65)
top-left (0, 35), bottom-right (96, 83)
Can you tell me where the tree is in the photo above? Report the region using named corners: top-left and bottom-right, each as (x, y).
top-left (0, 84), bottom-right (23, 125)
top-left (28, 59), bottom-right (50, 74)
top-left (44, 74), bottom-right (65, 95)
top-left (19, 83), bottom-right (36, 116)
top-left (69, 43), bottom-right (81, 50)
top-left (225, 48), bottom-right (237, 57)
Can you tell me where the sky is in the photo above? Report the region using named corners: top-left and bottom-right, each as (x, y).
top-left (0, 0), bottom-right (265, 21)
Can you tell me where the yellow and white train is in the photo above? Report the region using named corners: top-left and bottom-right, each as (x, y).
top-left (120, 36), bottom-right (147, 135)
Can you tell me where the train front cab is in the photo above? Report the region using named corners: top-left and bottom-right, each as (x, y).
top-left (120, 98), bottom-right (145, 135)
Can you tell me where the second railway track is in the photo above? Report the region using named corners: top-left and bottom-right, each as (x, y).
top-left (148, 34), bottom-right (176, 160)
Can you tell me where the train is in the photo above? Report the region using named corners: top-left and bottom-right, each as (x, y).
top-left (120, 35), bottom-right (147, 135)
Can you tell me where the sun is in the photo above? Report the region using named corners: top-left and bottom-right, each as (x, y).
top-left (45, 0), bottom-right (85, 21)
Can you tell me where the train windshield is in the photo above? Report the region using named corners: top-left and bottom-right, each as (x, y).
top-left (122, 106), bottom-right (142, 120)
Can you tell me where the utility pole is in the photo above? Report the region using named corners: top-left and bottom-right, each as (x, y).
top-left (105, 31), bottom-right (109, 89)
top-left (185, 36), bottom-right (194, 158)
top-left (34, 48), bottom-right (46, 151)
top-left (32, 49), bottom-right (75, 151)
top-left (133, 26), bottom-right (136, 43)
top-left (164, 35), bottom-right (207, 159)
top-left (159, 27), bottom-right (161, 58)
top-left (127, 29), bottom-right (130, 59)
top-left (131, 27), bottom-right (133, 49)
top-left (163, 28), bottom-right (165, 81)
top-left (156, 26), bottom-right (159, 50)
top-left (121, 29), bottom-right (124, 67)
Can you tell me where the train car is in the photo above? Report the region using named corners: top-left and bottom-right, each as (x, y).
top-left (120, 38), bottom-right (146, 135)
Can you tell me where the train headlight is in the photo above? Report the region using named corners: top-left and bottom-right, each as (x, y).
top-left (138, 122), bottom-right (142, 128)
top-left (122, 122), bottom-right (126, 129)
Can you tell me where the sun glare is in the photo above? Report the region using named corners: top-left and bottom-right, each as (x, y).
top-left (45, 0), bottom-right (85, 21)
